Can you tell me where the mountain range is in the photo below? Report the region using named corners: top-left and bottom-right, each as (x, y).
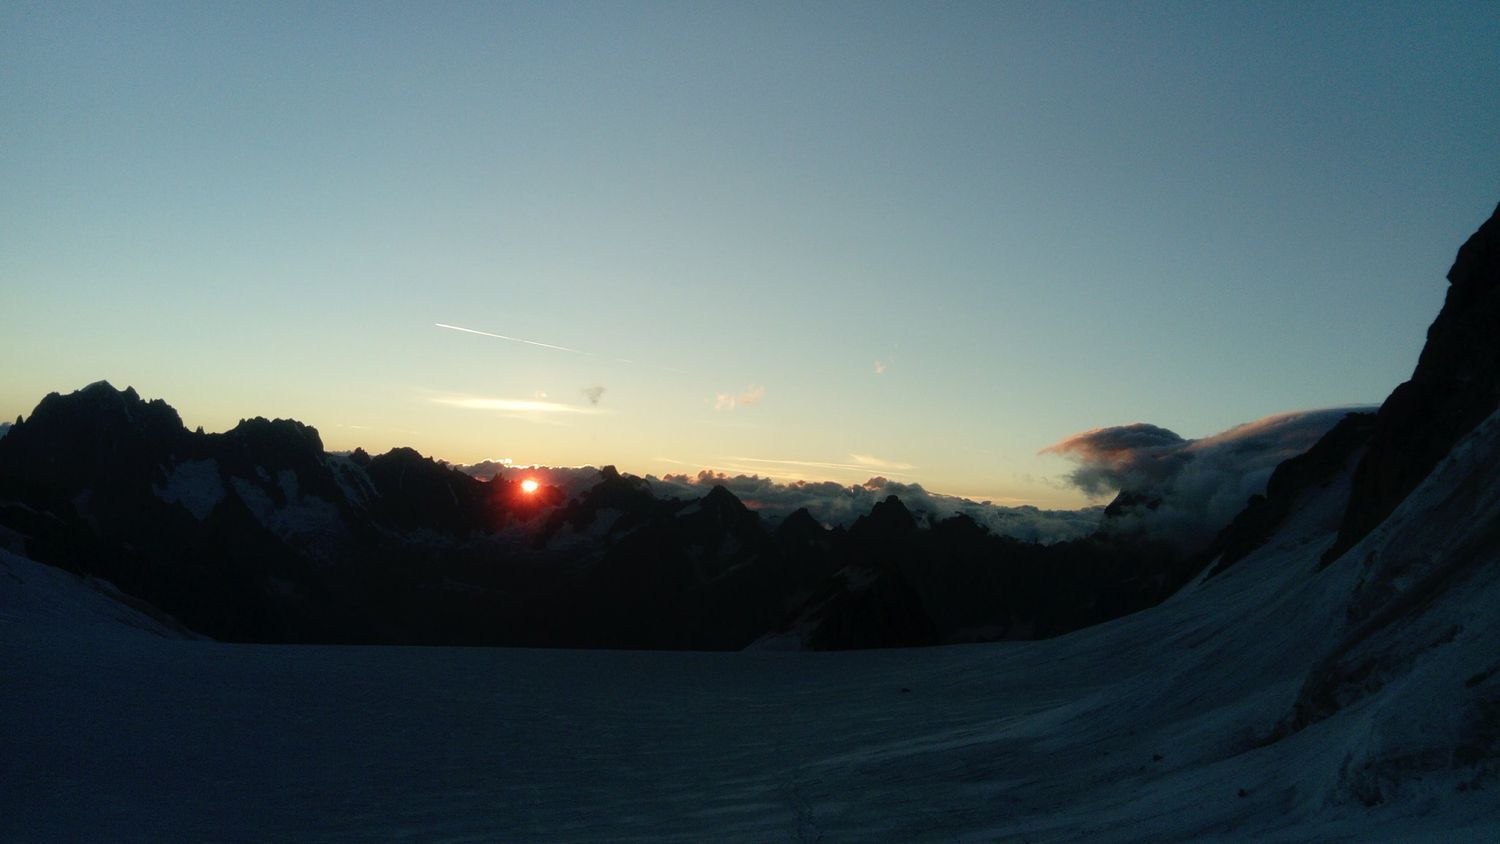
top-left (0, 382), bottom-right (1192, 649)
top-left (2, 204), bottom-right (1497, 658)
top-left (1, 202), bottom-right (1496, 840)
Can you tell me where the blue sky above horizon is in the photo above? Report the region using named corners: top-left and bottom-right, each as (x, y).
top-left (3, 1), bottom-right (1497, 507)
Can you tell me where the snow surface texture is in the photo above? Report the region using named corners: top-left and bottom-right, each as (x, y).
top-left (0, 550), bottom-right (198, 640)
top-left (4, 417), bottom-right (1499, 841)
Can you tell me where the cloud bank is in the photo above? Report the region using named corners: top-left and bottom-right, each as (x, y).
top-left (1044, 407), bottom-right (1366, 547)
top-left (450, 461), bottom-right (1100, 544)
top-left (448, 407), bottom-right (1360, 550)
top-left (648, 473), bottom-right (1101, 543)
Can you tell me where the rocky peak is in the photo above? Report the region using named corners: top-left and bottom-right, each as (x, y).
top-left (1327, 201), bottom-right (1500, 562)
top-left (775, 507), bottom-right (825, 543)
top-left (22, 380), bottom-right (186, 443)
top-left (1102, 490), bottom-right (1162, 520)
top-left (700, 484), bottom-right (748, 515)
top-left (682, 484), bottom-right (763, 539)
top-left (581, 465), bottom-right (653, 509)
top-left (849, 494), bottom-right (917, 542)
top-left (225, 416), bottom-right (325, 456)
top-left (0, 382), bottom-right (190, 500)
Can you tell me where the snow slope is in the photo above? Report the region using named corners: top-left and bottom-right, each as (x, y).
top-left (3, 415), bottom-right (1498, 841)
top-left (0, 550), bottom-right (199, 640)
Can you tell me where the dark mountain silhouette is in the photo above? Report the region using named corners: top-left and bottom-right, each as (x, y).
top-left (1271, 202), bottom-right (1500, 752)
top-left (1202, 410), bottom-right (1379, 578)
top-left (0, 382), bottom-right (1200, 649)
top-left (1327, 202), bottom-right (1500, 562)
top-left (1130, 204), bottom-right (1500, 589)
top-left (2, 204), bottom-right (1495, 653)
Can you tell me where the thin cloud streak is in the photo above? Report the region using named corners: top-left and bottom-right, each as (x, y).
top-left (436, 322), bottom-right (690, 373)
top-left (434, 322), bottom-right (587, 354)
top-left (850, 453), bottom-right (915, 471)
top-left (431, 396), bottom-right (608, 415)
top-left (727, 455), bottom-right (912, 477)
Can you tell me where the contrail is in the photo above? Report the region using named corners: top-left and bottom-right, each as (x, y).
top-left (435, 321), bottom-right (690, 373)
top-left (434, 323), bottom-right (587, 355)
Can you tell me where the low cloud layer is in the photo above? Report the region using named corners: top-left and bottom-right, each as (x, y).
top-left (448, 407), bottom-right (1361, 549)
top-left (649, 473), bottom-right (1101, 543)
top-left (1044, 407), bottom-right (1366, 547)
top-left (451, 460), bottom-right (1100, 544)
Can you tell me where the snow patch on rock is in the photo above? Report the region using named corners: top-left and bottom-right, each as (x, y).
top-left (154, 459), bottom-right (225, 521)
top-left (229, 476), bottom-right (343, 549)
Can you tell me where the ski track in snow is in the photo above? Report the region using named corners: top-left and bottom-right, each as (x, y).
top-left (4, 416), bottom-right (1500, 841)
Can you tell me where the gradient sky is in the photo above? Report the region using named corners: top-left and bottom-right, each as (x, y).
top-left (3, 1), bottom-right (1497, 508)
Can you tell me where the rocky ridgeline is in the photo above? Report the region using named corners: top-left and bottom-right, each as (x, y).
top-left (0, 381), bottom-right (1193, 648)
top-left (1328, 202), bottom-right (1500, 562)
top-left (1, 204), bottom-right (1495, 651)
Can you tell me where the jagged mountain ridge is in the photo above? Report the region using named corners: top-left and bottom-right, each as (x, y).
top-left (0, 385), bottom-right (535, 642)
top-left (1328, 203), bottom-right (1500, 561)
top-left (2, 203), bottom-right (1495, 654)
top-left (3, 203), bottom-right (1499, 839)
top-left (0, 382), bottom-right (1199, 649)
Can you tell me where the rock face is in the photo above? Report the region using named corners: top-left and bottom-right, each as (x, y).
top-left (1327, 202), bottom-right (1500, 563)
top-left (1203, 411), bottom-right (1377, 577)
top-left (1266, 203), bottom-right (1500, 772)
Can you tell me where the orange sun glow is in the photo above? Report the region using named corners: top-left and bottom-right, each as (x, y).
top-left (520, 479), bottom-right (539, 494)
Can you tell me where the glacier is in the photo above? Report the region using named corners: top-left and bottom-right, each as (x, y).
top-left (3, 410), bottom-right (1496, 841)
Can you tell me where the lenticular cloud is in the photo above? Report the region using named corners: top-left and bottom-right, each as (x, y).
top-left (1045, 407), bottom-right (1366, 547)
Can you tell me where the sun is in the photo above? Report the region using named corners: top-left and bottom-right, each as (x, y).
top-left (520, 478), bottom-right (539, 495)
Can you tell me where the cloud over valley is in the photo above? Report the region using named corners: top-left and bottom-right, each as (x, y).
top-left (1045, 407), bottom-right (1366, 547)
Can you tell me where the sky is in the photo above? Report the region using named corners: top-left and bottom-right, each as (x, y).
top-left (3, 1), bottom-right (1497, 508)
